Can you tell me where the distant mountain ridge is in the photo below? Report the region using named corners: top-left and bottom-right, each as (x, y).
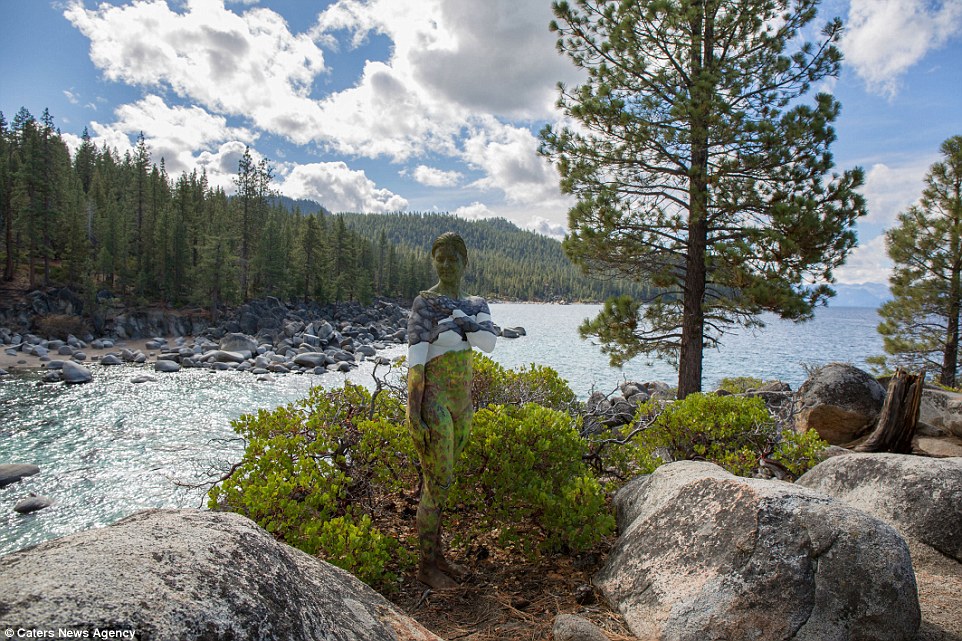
top-left (829, 282), bottom-right (891, 308)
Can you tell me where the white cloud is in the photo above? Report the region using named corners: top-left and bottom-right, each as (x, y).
top-left (463, 121), bottom-right (568, 207)
top-left (410, 165), bottom-right (462, 187)
top-left (452, 202), bottom-right (493, 220)
top-left (280, 162), bottom-right (409, 213)
top-left (835, 234), bottom-right (892, 285)
top-left (196, 140), bottom-right (259, 192)
top-left (64, 0), bottom-right (328, 142)
top-left (63, 90), bottom-right (79, 104)
top-left (313, 0), bottom-right (575, 119)
top-left (841, 0), bottom-right (962, 96)
top-left (525, 216), bottom-right (567, 241)
top-left (82, 95), bottom-right (257, 178)
top-left (861, 160), bottom-right (929, 226)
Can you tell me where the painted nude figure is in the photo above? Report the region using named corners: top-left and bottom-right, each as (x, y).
top-left (407, 232), bottom-right (497, 589)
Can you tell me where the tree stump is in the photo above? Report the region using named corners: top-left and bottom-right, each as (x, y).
top-left (855, 369), bottom-right (925, 454)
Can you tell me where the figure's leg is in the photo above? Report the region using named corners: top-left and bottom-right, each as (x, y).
top-left (414, 383), bottom-right (457, 589)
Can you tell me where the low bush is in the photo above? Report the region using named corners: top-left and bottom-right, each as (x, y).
top-left (716, 376), bottom-right (766, 394)
top-left (591, 393), bottom-right (827, 480)
top-left (452, 403), bottom-right (613, 554)
top-left (208, 382), bottom-right (419, 589)
top-left (210, 361), bottom-right (608, 589)
top-left (471, 353), bottom-right (576, 411)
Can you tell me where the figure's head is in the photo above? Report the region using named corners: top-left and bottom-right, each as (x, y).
top-left (431, 232), bottom-right (467, 286)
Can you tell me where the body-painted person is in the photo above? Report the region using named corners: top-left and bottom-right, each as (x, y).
top-left (406, 232), bottom-right (497, 589)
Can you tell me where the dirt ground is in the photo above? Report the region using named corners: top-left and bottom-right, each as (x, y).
top-left (385, 531), bottom-right (962, 641)
top-left (387, 539), bottom-right (634, 641)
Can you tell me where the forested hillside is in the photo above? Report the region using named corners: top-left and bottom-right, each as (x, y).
top-left (340, 212), bottom-right (652, 301)
top-left (0, 107), bottom-right (648, 316)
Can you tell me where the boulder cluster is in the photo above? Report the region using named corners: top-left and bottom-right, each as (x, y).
top-left (594, 453), bottom-right (962, 641)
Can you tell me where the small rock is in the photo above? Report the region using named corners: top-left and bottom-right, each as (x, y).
top-left (155, 360), bottom-right (181, 373)
top-left (100, 354), bottom-right (123, 366)
top-left (0, 464), bottom-right (41, 488)
top-left (15, 495), bottom-right (54, 514)
top-left (131, 375), bottom-right (157, 384)
top-left (62, 360), bottom-right (93, 384)
top-left (552, 614), bottom-right (608, 641)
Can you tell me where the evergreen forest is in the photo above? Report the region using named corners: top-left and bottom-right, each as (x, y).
top-left (0, 107), bottom-right (647, 315)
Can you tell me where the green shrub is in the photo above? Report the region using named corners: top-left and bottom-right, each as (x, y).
top-left (209, 361), bottom-right (609, 589)
top-left (451, 403), bottom-right (613, 554)
top-left (471, 353), bottom-right (576, 411)
top-left (592, 393), bottom-right (827, 480)
top-left (716, 376), bottom-right (766, 394)
top-left (313, 514), bottom-right (412, 587)
top-left (208, 382), bottom-right (418, 590)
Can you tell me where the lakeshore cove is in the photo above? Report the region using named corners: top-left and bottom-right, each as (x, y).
top-left (0, 302), bottom-right (882, 556)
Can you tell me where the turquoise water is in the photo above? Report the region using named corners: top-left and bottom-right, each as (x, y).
top-left (0, 304), bottom-right (882, 556)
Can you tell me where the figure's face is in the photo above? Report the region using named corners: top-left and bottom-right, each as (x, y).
top-left (432, 245), bottom-right (465, 287)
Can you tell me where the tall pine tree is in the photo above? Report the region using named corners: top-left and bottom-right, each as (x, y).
top-left (875, 135), bottom-right (962, 387)
top-left (540, 0), bottom-right (866, 397)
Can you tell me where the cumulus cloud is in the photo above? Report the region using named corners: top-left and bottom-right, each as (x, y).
top-left (83, 95), bottom-right (257, 178)
top-left (861, 160), bottom-right (930, 226)
top-left (452, 202), bottom-right (494, 220)
top-left (835, 234), bottom-right (892, 285)
top-left (525, 216), bottom-right (567, 241)
top-left (64, 0), bottom-right (328, 142)
top-left (841, 0), bottom-right (962, 96)
top-left (63, 90), bottom-right (79, 104)
top-left (63, 0), bottom-right (578, 233)
top-left (280, 162), bottom-right (409, 213)
top-left (463, 121), bottom-right (568, 207)
top-left (410, 165), bottom-right (462, 187)
top-left (314, 0), bottom-right (576, 120)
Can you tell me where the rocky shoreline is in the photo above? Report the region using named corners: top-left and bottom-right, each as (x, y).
top-left (0, 290), bottom-right (530, 382)
top-left (1, 294), bottom-right (412, 380)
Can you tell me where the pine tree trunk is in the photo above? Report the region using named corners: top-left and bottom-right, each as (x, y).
top-left (856, 369), bottom-right (925, 454)
top-left (4, 211), bottom-right (13, 280)
top-left (941, 260), bottom-right (960, 388)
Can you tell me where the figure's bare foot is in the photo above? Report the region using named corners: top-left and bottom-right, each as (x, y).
top-left (417, 562), bottom-right (458, 590)
top-left (437, 555), bottom-right (466, 579)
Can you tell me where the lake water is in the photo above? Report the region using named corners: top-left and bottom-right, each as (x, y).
top-left (0, 303), bottom-right (881, 556)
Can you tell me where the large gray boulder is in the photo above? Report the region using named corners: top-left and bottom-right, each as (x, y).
top-left (203, 349), bottom-right (246, 364)
top-left (219, 332), bottom-right (258, 358)
top-left (293, 352), bottom-right (332, 368)
top-left (920, 387), bottom-right (962, 438)
top-left (0, 509), bottom-right (441, 641)
top-left (797, 453), bottom-right (962, 563)
top-left (794, 362), bottom-right (886, 445)
top-left (0, 464), bottom-right (40, 488)
top-left (61, 360), bottom-right (93, 384)
top-left (596, 461), bottom-right (920, 641)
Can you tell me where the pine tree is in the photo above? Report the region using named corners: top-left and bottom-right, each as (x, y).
top-left (299, 213), bottom-right (321, 302)
top-left (540, 0), bottom-right (866, 397)
top-left (233, 147), bottom-right (273, 300)
top-left (875, 136), bottom-right (962, 387)
top-left (0, 111), bottom-right (13, 281)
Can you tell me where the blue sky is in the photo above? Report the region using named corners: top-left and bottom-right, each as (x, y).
top-left (1, 0), bottom-right (961, 286)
